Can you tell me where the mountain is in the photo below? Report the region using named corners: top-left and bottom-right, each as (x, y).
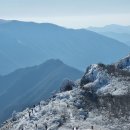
top-left (0, 59), bottom-right (83, 124)
top-left (88, 24), bottom-right (130, 46)
top-left (88, 24), bottom-right (130, 33)
top-left (1, 55), bottom-right (130, 130)
top-left (126, 41), bottom-right (130, 46)
top-left (0, 20), bottom-right (130, 75)
top-left (0, 19), bottom-right (11, 24)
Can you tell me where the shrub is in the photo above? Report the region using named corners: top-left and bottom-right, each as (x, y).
top-left (98, 63), bottom-right (106, 69)
top-left (12, 111), bottom-right (17, 121)
top-left (60, 79), bottom-right (75, 92)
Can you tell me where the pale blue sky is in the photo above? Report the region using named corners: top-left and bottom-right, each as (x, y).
top-left (0, 0), bottom-right (130, 28)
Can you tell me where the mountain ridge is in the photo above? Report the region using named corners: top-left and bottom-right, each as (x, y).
top-left (0, 59), bottom-right (83, 124)
top-left (0, 20), bottom-right (130, 75)
top-left (88, 24), bottom-right (130, 46)
top-left (0, 55), bottom-right (130, 130)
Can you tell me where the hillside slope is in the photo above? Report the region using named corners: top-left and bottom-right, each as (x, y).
top-left (0, 59), bottom-right (83, 124)
top-left (1, 55), bottom-right (130, 130)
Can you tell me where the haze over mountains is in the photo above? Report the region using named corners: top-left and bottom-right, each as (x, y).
top-left (88, 24), bottom-right (130, 46)
top-left (0, 59), bottom-right (83, 124)
top-left (0, 20), bottom-right (130, 75)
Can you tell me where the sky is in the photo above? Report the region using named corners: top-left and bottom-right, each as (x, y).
top-left (0, 0), bottom-right (130, 28)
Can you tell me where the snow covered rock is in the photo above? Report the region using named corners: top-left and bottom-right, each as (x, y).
top-left (0, 55), bottom-right (130, 130)
top-left (115, 54), bottom-right (130, 70)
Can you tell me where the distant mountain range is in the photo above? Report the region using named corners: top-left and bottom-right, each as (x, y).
top-left (0, 20), bottom-right (130, 75)
top-left (88, 24), bottom-right (130, 46)
top-left (0, 59), bottom-right (83, 124)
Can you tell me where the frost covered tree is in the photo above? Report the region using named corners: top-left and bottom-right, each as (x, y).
top-left (12, 110), bottom-right (17, 121)
top-left (60, 79), bottom-right (75, 92)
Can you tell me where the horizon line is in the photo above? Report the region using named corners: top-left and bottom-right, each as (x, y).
top-left (0, 18), bottom-right (130, 29)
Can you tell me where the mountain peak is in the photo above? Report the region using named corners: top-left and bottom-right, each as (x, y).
top-left (38, 59), bottom-right (65, 70)
top-left (0, 59), bottom-right (83, 124)
top-left (44, 59), bottom-right (64, 65)
top-left (1, 55), bottom-right (130, 130)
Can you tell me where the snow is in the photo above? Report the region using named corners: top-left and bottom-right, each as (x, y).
top-left (82, 62), bottom-right (130, 96)
top-left (1, 84), bottom-right (129, 130)
top-left (1, 56), bottom-right (130, 130)
top-left (115, 54), bottom-right (130, 70)
top-left (97, 78), bottom-right (130, 96)
top-left (83, 64), bottom-right (110, 88)
top-left (0, 87), bottom-right (111, 130)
